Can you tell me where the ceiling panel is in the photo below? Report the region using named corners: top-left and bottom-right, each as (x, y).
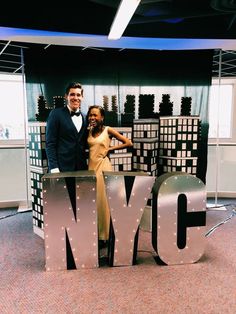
top-left (1, 1), bottom-right (236, 76)
top-left (1, 1), bottom-right (236, 39)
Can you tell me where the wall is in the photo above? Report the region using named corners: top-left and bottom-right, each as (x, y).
top-left (0, 147), bottom-right (31, 208)
top-left (1, 49), bottom-right (235, 208)
top-left (206, 144), bottom-right (236, 197)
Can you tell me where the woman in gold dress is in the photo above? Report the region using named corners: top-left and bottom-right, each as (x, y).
top-left (87, 105), bottom-right (133, 247)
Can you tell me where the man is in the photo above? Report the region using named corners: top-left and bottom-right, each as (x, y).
top-left (46, 82), bottom-right (88, 173)
top-left (46, 82), bottom-right (88, 218)
top-left (45, 82), bottom-right (88, 269)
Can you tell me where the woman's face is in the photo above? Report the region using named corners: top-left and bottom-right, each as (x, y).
top-left (88, 108), bottom-right (103, 128)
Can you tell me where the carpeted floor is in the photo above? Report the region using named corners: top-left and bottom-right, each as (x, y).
top-left (0, 203), bottom-right (235, 314)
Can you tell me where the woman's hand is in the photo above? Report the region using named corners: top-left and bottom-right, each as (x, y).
top-left (103, 148), bottom-right (111, 158)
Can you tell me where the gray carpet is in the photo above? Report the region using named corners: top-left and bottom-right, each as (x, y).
top-left (0, 204), bottom-right (235, 314)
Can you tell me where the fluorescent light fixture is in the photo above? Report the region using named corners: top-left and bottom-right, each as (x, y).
top-left (108, 0), bottom-right (141, 40)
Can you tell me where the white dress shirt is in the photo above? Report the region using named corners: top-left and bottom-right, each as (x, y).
top-left (68, 105), bottom-right (82, 133)
top-left (71, 113), bottom-right (82, 133)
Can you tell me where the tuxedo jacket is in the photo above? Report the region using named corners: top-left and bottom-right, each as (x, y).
top-left (46, 106), bottom-right (88, 172)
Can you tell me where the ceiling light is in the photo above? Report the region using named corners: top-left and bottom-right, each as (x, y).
top-left (108, 0), bottom-right (141, 40)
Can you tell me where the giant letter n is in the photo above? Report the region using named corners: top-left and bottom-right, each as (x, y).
top-left (43, 171), bottom-right (98, 271)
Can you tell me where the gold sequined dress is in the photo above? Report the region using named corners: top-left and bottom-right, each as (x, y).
top-left (87, 126), bottom-right (113, 240)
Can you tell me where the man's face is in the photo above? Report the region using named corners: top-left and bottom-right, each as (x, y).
top-left (66, 87), bottom-right (83, 112)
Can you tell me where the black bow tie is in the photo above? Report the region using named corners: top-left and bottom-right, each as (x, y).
top-left (70, 111), bottom-right (81, 117)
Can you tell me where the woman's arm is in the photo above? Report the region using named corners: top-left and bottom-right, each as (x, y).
top-left (107, 127), bottom-right (133, 152)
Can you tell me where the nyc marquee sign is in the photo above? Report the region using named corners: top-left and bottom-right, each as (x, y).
top-left (42, 170), bottom-right (206, 271)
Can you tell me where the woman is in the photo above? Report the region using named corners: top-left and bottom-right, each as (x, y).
top-left (87, 105), bottom-right (133, 247)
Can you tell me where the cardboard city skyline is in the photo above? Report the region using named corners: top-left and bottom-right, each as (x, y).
top-left (30, 92), bottom-right (201, 237)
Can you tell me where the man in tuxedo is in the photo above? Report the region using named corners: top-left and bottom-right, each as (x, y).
top-left (46, 81), bottom-right (88, 210)
top-left (45, 82), bottom-right (88, 269)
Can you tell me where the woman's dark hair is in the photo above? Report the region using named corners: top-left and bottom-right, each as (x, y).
top-left (87, 105), bottom-right (105, 118)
